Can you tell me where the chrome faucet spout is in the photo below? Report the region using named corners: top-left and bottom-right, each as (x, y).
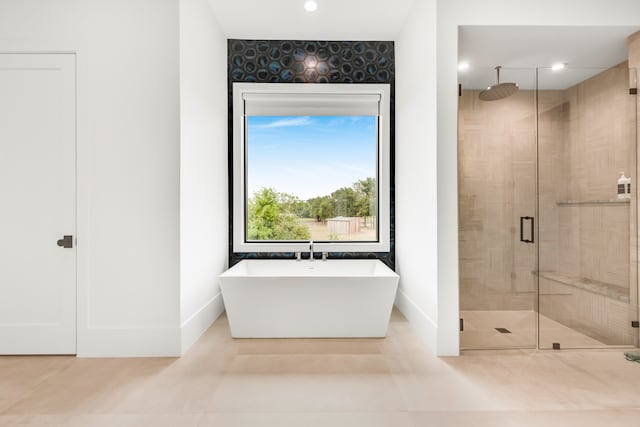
top-left (309, 240), bottom-right (314, 262)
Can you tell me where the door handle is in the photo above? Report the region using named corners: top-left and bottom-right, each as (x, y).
top-left (56, 235), bottom-right (73, 249)
top-left (519, 217), bottom-right (534, 244)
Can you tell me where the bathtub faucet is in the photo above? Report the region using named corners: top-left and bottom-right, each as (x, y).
top-left (309, 240), bottom-right (314, 261)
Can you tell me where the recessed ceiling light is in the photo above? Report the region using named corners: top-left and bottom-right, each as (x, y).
top-left (458, 62), bottom-right (470, 71)
top-left (304, 0), bottom-right (318, 12)
top-left (551, 63), bottom-right (566, 71)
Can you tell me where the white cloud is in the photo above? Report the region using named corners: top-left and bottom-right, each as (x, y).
top-left (255, 116), bottom-right (313, 128)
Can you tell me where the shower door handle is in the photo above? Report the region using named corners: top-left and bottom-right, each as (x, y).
top-left (520, 216), bottom-right (534, 244)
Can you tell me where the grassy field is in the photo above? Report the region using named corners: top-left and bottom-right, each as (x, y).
top-left (300, 218), bottom-right (377, 241)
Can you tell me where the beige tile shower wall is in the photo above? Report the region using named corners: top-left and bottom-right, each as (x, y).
top-left (538, 90), bottom-right (570, 276)
top-left (458, 90), bottom-right (537, 311)
top-left (564, 65), bottom-right (633, 202)
top-left (539, 277), bottom-right (637, 346)
top-left (538, 63), bottom-right (637, 346)
top-left (542, 64), bottom-right (634, 287)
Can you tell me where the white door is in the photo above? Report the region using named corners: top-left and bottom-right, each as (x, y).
top-left (0, 54), bottom-right (76, 354)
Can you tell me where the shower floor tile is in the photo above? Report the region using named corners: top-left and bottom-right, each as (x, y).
top-left (538, 315), bottom-right (606, 349)
top-left (460, 310), bottom-right (605, 350)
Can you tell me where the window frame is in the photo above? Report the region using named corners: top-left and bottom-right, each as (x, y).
top-left (232, 82), bottom-right (391, 253)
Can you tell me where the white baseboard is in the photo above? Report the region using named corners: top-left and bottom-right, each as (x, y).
top-left (394, 289), bottom-right (438, 354)
top-left (77, 327), bottom-right (181, 358)
top-left (180, 292), bottom-right (225, 355)
top-left (75, 294), bottom-right (225, 358)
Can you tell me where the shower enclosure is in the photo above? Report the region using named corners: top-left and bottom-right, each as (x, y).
top-left (458, 65), bottom-right (639, 350)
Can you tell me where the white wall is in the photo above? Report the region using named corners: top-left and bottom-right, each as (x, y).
top-left (0, 0), bottom-right (183, 356)
top-left (394, 0), bottom-right (442, 353)
top-left (179, 0), bottom-right (228, 355)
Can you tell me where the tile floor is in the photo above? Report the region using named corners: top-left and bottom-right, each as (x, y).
top-left (1, 309), bottom-right (640, 426)
top-left (460, 310), bottom-right (606, 350)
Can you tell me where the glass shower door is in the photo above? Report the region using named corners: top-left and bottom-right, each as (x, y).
top-left (458, 67), bottom-right (538, 350)
top-left (537, 66), bottom-right (639, 349)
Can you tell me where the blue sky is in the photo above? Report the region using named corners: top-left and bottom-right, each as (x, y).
top-left (247, 115), bottom-right (377, 200)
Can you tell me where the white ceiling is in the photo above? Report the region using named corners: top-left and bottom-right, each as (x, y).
top-left (459, 26), bottom-right (640, 90)
top-left (208, 0), bottom-right (416, 40)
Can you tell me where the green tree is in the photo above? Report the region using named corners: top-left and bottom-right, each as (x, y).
top-left (301, 177), bottom-right (377, 223)
top-left (353, 177), bottom-right (376, 225)
top-left (307, 195), bottom-right (334, 221)
top-left (247, 188), bottom-right (311, 240)
top-left (279, 192), bottom-right (308, 218)
top-left (331, 187), bottom-right (358, 217)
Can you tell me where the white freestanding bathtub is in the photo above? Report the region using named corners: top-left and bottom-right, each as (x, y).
top-left (218, 259), bottom-right (399, 338)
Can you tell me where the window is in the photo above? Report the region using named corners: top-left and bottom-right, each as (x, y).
top-left (233, 83), bottom-right (391, 253)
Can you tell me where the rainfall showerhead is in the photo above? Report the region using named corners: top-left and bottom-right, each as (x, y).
top-left (479, 66), bottom-right (519, 101)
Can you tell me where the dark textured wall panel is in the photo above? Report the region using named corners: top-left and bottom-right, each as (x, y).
top-left (228, 39), bottom-right (395, 270)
